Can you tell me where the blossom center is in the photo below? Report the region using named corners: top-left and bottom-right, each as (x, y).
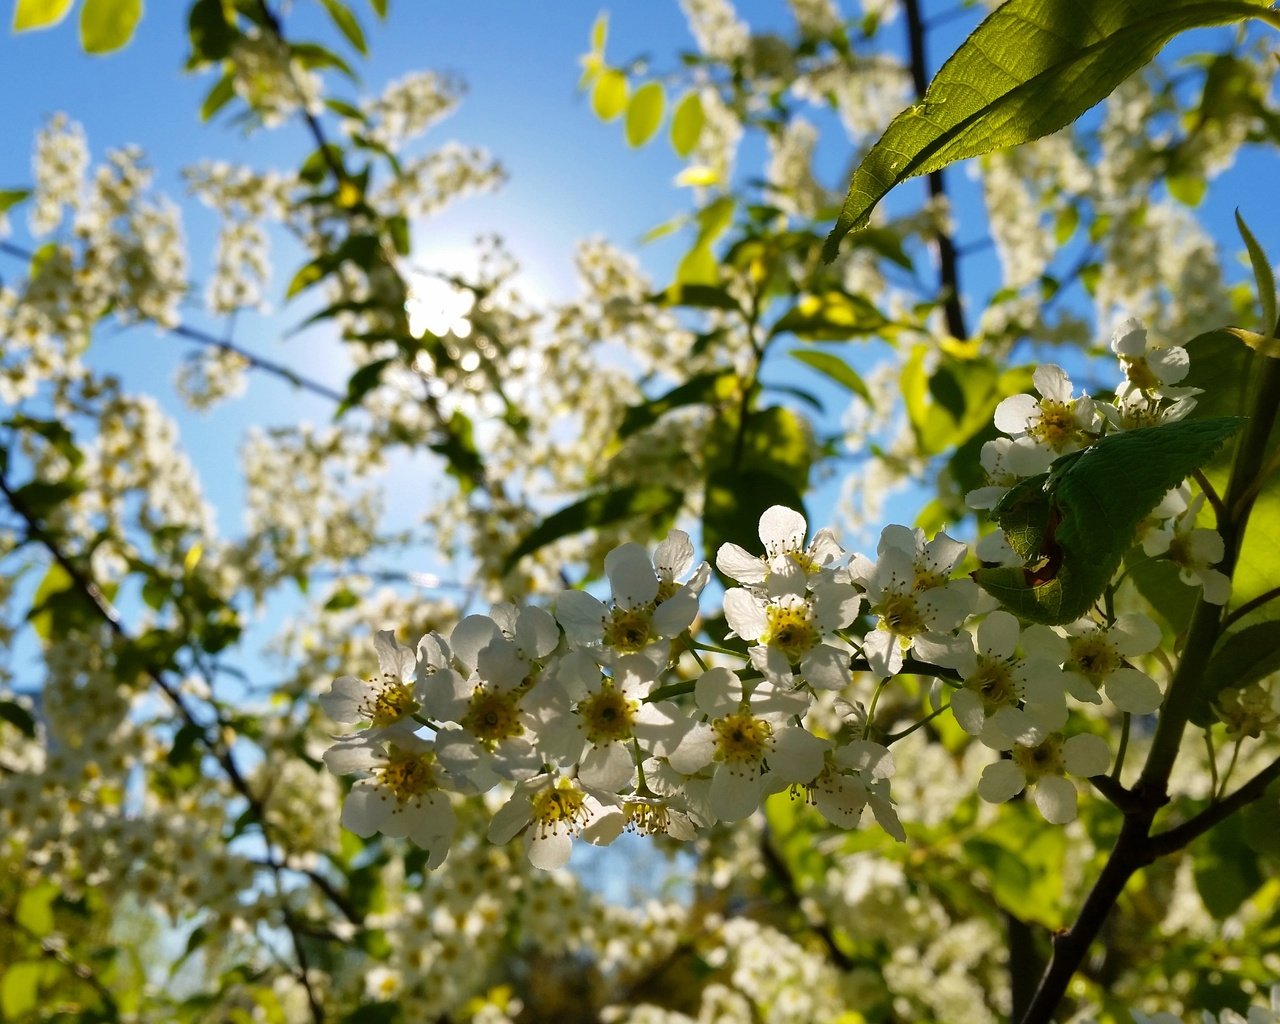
top-left (1122, 357), bottom-right (1159, 391)
top-left (969, 658), bottom-right (1019, 712)
top-left (878, 593), bottom-right (924, 636)
top-left (623, 797), bottom-right (671, 835)
top-left (1030, 401), bottom-right (1079, 451)
top-left (1012, 736), bottom-right (1064, 779)
top-left (531, 780), bottom-right (589, 836)
top-left (580, 684), bottom-right (637, 744)
top-left (363, 680), bottom-right (418, 729)
top-left (377, 749), bottom-right (438, 802)
top-left (462, 687), bottom-right (524, 744)
top-left (713, 710), bottom-right (772, 766)
top-left (760, 600), bottom-right (819, 662)
top-left (604, 606), bottom-right (654, 653)
top-left (1067, 636), bottom-right (1119, 686)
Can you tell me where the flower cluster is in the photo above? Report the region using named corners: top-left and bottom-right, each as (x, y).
top-left (969, 319), bottom-right (1228, 606)
top-left (323, 512), bottom-right (1173, 868)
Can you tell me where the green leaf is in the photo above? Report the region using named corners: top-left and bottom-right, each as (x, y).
top-left (427, 410), bottom-right (485, 492)
top-left (0, 189), bottom-right (31, 213)
top-left (625, 81), bottom-right (665, 147)
top-left (368, 0), bottom-right (386, 17)
top-left (962, 802), bottom-right (1067, 927)
top-left (822, 0), bottom-right (1280, 261)
top-left (1236, 209), bottom-right (1277, 336)
top-left (503, 485), bottom-right (684, 573)
top-left (0, 961), bottom-right (41, 1019)
top-left (1196, 621), bottom-right (1280, 724)
top-left (789, 349), bottom-right (872, 404)
top-left (1192, 812), bottom-right (1263, 918)
top-left (1125, 551), bottom-right (1197, 633)
top-left (15, 883), bottom-right (58, 937)
top-left (291, 41), bottom-right (357, 80)
top-left (0, 700), bottom-right (36, 739)
top-left (770, 290), bottom-right (887, 340)
top-left (675, 241), bottom-right (718, 287)
top-left (319, 0), bottom-right (367, 54)
top-left (618, 371), bottom-right (739, 439)
top-left (200, 72), bottom-right (236, 121)
top-left (670, 90), bottom-right (705, 157)
top-left (336, 357), bottom-right (393, 415)
top-left (13, 0), bottom-right (72, 31)
top-left (974, 417), bottom-right (1244, 624)
top-left (188, 0), bottom-right (234, 61)
top-left (591, 69), bottom-right (628, 122)
top-left (1242, 780), bottom-right (1280, 855)
top-left (80, 0), bottom-right (143, 54)
top-left (652, 283), bottom-right (741, 312)
top-left (704, 467), bottom-right (806, 574)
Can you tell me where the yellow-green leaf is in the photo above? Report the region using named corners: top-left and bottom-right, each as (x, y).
top-left (670, 90), bottom-right (705, 157)
top-left (1224, 326), bottom-right (1280, 358)
top-left (1, 961), bottom-right (41, 1020)
top-left (79, 0), bottom-right (143, 53)
top-left (591, 68), bottom-right (628, 122)
top-left (13, 0), bottom-right (73, 31)
top-left (625, 81), bottom-right (665, 147)
top-left (823, 0), bottom-right (1280, 261)
top-left (1236, 209), bottom-right (1277, 335)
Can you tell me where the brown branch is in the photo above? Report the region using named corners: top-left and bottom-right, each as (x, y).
top-left (902, 0), bottom-right (968, 341)
top-left (1146, 754), bottom-right (1280, 859)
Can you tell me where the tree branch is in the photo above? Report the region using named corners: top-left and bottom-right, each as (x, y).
top-left (902, 0), bottom-right (968, 341)
top-left (1146, 754), bottom-right (1280, 859)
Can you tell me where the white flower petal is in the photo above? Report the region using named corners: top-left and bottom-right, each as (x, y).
top-left (1111, 613), bottom-right (1161, 656)
top-left (554, 590), bottom-right (608, 643)
top-left (320, 676), bottom-right (369, 724)
top-left (723, 587), bottom-right (768, 642)
top-left (526, 828), bottom-right (573, 870)
top-left (653, 529), bottom-right (694, 579)
top-left (716, 542), bottom-right (767, 584)
top-left (578, 742), bottom-right (634, 792)
top-left (1033, 774), bottom-right (1078, 823)
top-left (977, 760), bottom-right (1026, 804)
top-left (605, 543), bottom-right (659, 609)
top-left (340, 779), bottom-right (386, 837)
top-left (1063, 732), bottom-right (1111, 777)
top-left (450, 615), bottom-right (500, 670)
top-left (770, 726), bottom-right (827, 783)
top-left (758, 505), bottom-right (806, 553)
top-left (1104, 668), bottom-right (1163, 714)
top-left (977, 610), bottom-right (1020, 660)
top-left (374, 630), bottom-right (415, 681)
top-left (710, 765), bottom-right (763, 822)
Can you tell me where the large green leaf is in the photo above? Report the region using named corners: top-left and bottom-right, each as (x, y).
top-left (974, 417), bottom-right (1243, 624)
top-left (822, 0), bottom-right (1280, 260)
top-left (79, 0), bottom-right (143, 53)
top-left (12, 0), bottom-right (72, 31)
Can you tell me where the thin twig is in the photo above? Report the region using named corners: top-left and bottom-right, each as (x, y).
top-left (1145, 755), bottom-right (1280, 859)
